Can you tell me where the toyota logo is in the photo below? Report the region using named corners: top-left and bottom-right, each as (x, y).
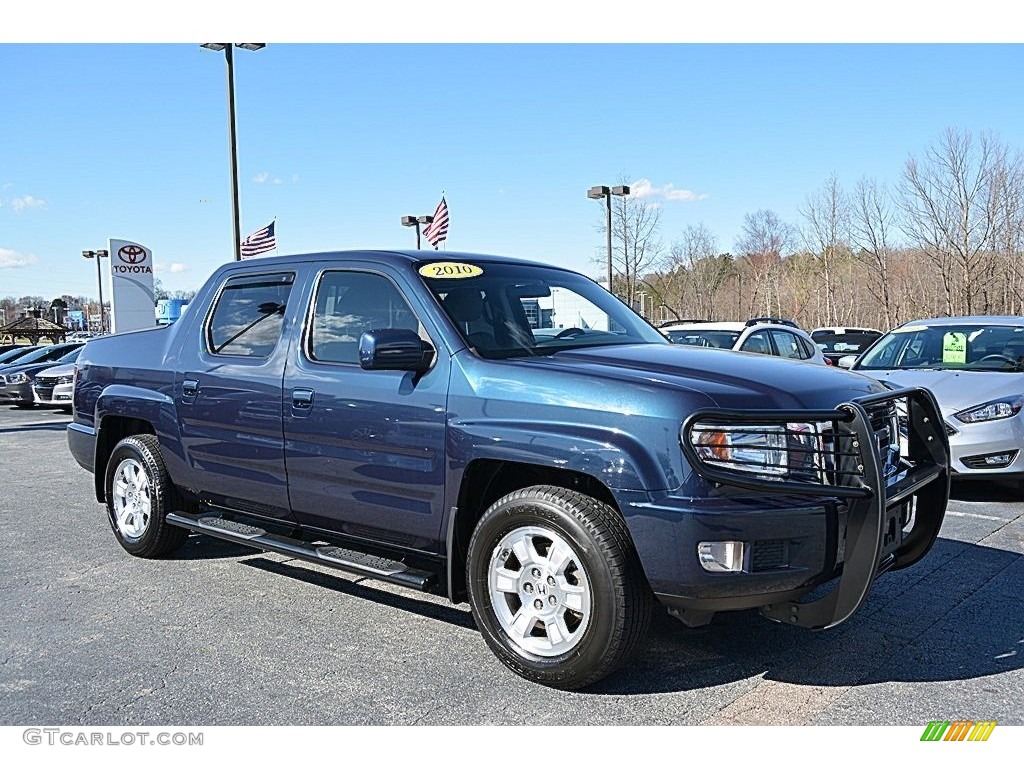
top-left (118, 245), bottom-right (147, 265)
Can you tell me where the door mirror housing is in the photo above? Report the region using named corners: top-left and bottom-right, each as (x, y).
top-left (359, 329), bottom-right (435, 372)
top-left (837, 355), bottom-right (857, 369)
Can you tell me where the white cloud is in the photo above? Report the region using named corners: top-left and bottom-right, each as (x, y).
top-left (253, 172), bottom-right (269, 183)
top-left (169, 262), bottom-right (190, 274)
top-left (273, 177), bottom-right (282, 184)
top-left (0, 248), bottom-right (38, 269)
top-left (291, 174), bottom-right (299, 184)
top-left (630, 178), bottom-right (708, 203)
top-left (10, 195), bottom-right (46, 213)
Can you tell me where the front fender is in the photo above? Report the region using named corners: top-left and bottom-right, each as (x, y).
top-left (446, 419), bottom-right (688, 492)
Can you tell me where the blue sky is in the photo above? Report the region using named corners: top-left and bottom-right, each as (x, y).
top-left (2, 42), bottom-right (1023, 299)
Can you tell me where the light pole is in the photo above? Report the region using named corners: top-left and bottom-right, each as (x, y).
top-left (587, 184), bottom-right (630, 296)
top-left (82, 249), bottom-right (109, 333)
top-left (201, 43), bottom-right (266, 262)
top-left (401, 214), bottom-right (434, 249)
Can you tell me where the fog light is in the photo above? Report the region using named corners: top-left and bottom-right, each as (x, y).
top-left (698, 541), bottom-right (745, 573)
top-left (961, 450), bottom-right (1018, 469)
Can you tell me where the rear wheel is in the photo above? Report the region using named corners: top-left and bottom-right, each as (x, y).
top-left (104, 434), bottom-right (187, 558)
top-left (466, 485), bottom-right (652, 690)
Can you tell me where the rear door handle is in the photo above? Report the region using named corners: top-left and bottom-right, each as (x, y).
top-left (182, 378), bottom-right (199, 402)
top-left (292, 388), bottom-right (314, 408)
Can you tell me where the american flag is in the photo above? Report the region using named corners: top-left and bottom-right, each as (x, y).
top-left (240, 221), bottom-right (276, 258)
top-left (423, 196), bottom-right (449, 249)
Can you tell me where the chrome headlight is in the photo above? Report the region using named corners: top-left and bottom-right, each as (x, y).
top-left (7, 372), bottom-right (29, 384)
top-left (954, 395), bottom-right (1024, 424)
top-left (686, 422), bottom-right (827, 481)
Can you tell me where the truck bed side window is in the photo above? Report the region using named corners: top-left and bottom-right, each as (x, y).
top-left (309, 271), bottom-right (421, 365)
top-left (207, 273), bottom-right (294, 357)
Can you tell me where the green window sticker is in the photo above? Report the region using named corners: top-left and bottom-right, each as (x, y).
top-left (942, 331), bottom-right (967, 364)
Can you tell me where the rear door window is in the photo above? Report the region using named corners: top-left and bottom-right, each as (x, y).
top-left (740, 330), bottom-right (772, 355)
top-left (770, 330), bottom-right (809, 360)
top-left (207, 272), bottom-right (294, 357)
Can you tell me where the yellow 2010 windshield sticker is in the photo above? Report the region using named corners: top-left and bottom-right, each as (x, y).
top-left (418, 262), bottom-right (483, 279)
top-left (942, 331), bottom-right (967, 364)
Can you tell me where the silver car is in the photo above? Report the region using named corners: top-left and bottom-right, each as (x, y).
top-left (32, 362), bottom-right (76, 411)
top-left (850, 316), bottom-right (1024, 483)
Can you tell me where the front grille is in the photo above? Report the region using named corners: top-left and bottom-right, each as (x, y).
top-left (865, 401), bottom-right (897, 432)
top-left (750, 539), bottom-right (789, 572)
top-left (34, 385), bottom-right (55, 400)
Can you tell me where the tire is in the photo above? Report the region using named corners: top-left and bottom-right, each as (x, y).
top-left (466, 485), bottom-right (652, 690)
top-left (104, 434), bottom-right (187, 558)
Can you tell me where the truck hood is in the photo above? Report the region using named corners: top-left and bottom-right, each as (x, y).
top-left (509, 343), bottom-right (887, 411)
top-left (854, 368), bottom-right (1024, 416)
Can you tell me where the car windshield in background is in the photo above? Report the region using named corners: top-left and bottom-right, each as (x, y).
top-left (3, 345), bottom-right (74, 366)
top-left (813, 332), bottom-right (881, 354)
top-left (419, 261), bottom-right (667, 359)
top-left (857, 323), bottom-right (1024, 371)
top-left (0, 347), bottom-right (38, 365)
top-left (666, 329), bottom-right (740, 348)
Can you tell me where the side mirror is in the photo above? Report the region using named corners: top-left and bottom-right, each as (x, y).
top-left (837, 355), bottom-right (857, 369)
top-left (359, 329), bottom-right (435, 372)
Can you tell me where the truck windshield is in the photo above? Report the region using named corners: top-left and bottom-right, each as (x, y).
top-left (419, 261), bottom-right (667, 359)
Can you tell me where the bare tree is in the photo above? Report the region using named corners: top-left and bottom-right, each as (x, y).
top-left (613, 195), bottom-right (663, 307)
top-left (800, 173), bottom-right (850, 326)
top-left (851, 176), bottom-right (898, 328)
top-left (899, 127), bottom-right (1005, 315)
top-left (660, 223), bottom-right (729, 319)
top-left (735, 209), bottom-right (796, 317)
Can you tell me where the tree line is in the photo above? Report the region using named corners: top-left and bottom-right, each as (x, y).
top-left (602, 127), bottom-right (1024, 331)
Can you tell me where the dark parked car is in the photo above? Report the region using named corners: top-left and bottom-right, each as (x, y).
top-left (67, 251), bottom-right (950, 689)
top-left (0, 345), bottom-right (83, 407)
top-left (0, 345), bottom-right (41, 367)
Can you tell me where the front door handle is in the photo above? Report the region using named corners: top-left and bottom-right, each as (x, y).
top-left (292, 388), bottom-right (314, 408)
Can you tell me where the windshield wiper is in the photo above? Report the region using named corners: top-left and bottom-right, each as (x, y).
top-left (213, 302), bottom-right (285, 354)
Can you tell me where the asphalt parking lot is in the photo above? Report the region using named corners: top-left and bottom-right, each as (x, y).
top-left (1, 405), bottom-right (1022, 726)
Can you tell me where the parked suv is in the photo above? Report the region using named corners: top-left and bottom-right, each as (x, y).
top-left (663, 318), bottom-right (827, 364)
top-left (67, 251), bottom-right (949, 689)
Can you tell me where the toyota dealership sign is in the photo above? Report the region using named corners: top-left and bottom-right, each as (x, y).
top-left (108, 239), bottom-right (156, 333)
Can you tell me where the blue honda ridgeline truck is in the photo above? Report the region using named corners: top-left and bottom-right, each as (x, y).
top-left (68, 250), bottom-right (950, 689)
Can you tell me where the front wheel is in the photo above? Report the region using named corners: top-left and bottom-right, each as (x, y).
top-left (466, 485), bottom-right (652, 690)
top-left (104, 434), bottom-right (187, 558)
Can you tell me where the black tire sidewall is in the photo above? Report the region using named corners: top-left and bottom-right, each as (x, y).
top-left (467, 491), bottom-right (623, 687)
top-left (104, 437), bottom-right (169, 557)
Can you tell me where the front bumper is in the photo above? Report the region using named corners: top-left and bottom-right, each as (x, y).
top-left (33, 380), bottom-right (74, 407)
top-left (946, 414), bottom-right (1024, 476)
top-left (630, 387), bottom-right (949, 630)
top-left (0, 382), bottom-right (34, 404)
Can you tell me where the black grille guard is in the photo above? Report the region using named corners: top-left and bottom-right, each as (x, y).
top-left (680, 386), bottom-right (950, 630)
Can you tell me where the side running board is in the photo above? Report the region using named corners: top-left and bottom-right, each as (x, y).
top-left (166, 512), bottom-right (436, 591)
